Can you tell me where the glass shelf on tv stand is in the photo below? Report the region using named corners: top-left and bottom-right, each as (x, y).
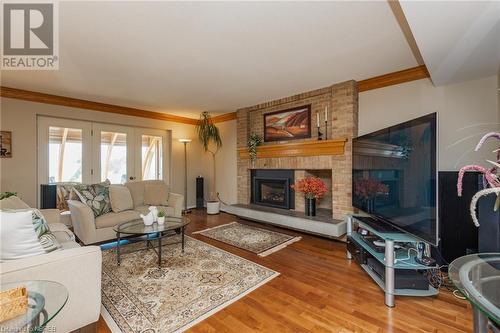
top-left (346, 214), bottom-right (439, 307)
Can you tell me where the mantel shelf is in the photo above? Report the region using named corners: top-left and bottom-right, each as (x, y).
top-left (238, 138), bottom-right (347, 159)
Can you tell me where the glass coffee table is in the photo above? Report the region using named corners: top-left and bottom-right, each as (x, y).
top-left (113, 216), bottom-right (190, 267)
top-left (0, 280), bottom-right (68, 333)
top-left (449, 253), bottom-right (500, 333)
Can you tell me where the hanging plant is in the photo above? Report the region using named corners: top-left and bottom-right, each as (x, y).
top-left (247, 133), bottom-right (262, 162)
top-left (195, 111), bottom-right (222, 202)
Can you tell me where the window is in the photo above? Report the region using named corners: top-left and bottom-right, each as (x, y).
top-left (100, 131), bottom-right (127, 184)
top-left (141, 135), bottom-right (163, 180)
top-left (48, 127), bottom-right (83, 183)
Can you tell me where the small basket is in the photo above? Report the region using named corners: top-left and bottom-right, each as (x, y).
top-left (0, 285), bottom-right (28, 323)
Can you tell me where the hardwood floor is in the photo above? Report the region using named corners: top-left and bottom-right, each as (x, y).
top-left (98, 209), bottom-right (473, 333)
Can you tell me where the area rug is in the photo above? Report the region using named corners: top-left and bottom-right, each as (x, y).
top-left (192, 222), bottom-right (302, 256)
top-left (101, 235), bottom-right (278, 333)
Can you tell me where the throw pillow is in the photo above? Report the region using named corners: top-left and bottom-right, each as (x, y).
top-left (109, 185), bottom-right (133, 213)
top-left (0, 196), bottom-right (30, 210)
top-left (0, 209), bottom-right (61, 260)
top-left (144, 183), bottom-right (170, 206)
top-left (72, 182), bottom-right (112, 217)
top-left (56, 182), bottom-right (79, 211)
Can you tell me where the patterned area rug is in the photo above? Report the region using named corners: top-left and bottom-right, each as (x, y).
top-left (193, 222), bottom-right (302, 256)
top-left (101, 235), bottom-right (278, 333)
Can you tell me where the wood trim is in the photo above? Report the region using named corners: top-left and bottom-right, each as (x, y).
top-left (238, 138), bottom-right (347, 159)
top-left (0, 86), bottom-right (199, 125)
top-left (2, 64), bottom-right (430, 124)
top-left (211, 112), bottom-right (237, 123)
top-left (357, 65), bottom-right (430, 92)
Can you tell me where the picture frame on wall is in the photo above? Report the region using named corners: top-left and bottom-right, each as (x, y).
top-left (0, 131), bottom-right (12, 158)
top-left (263, 105), bottom-right (311, 142)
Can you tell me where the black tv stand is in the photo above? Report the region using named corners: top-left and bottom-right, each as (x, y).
top-left (355, 216), bottom-right (399, 233)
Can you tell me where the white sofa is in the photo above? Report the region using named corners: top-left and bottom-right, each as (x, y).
top-left (0, 196), bottom-right (102, 333)
top-left (68, 180), bottom-right (184, 245)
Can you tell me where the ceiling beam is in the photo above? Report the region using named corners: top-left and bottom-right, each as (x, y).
top-left (387, 0), bottom-right (426, 66)
top-left (357, 65), bottom-right (430, 92)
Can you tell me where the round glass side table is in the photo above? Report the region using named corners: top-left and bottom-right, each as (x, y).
top-left (449, 253), bottom-right (500, 333)
top-left (0, 280), bottom-right (68, 333)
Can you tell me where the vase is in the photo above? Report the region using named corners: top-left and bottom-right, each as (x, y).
top-left (158, 216), bottom-right (165, 225)
top-left (305, 197), bottom-right (316, 216)
top-left (206, 201), bottom-right (220, 215)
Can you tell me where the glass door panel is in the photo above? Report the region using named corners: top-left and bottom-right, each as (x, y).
top-left (100, 131), bottom-right (127, 183)
top-left (48, 127), bottom-right (83, 183)
top-left (134, 129), bottom-right (168, 181)
top-left (141, 135), bottom-right (163, 180)
top-left (92, 124), bottom-right (134, 184)
top-left (37, 117), bottom-right (92, 206)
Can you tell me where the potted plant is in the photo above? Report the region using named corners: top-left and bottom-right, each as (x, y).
top-left (292, 177), bottom-right (328, 216)
top-left (157, 211), bottom-right (166, 225)
top-left (196, 111), bottom-right (223, 214)
top-left (247, 133), bottom-right (262, 163)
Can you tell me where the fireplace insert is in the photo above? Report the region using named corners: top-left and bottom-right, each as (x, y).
top-left (251, 169), bottom-right (295, 209)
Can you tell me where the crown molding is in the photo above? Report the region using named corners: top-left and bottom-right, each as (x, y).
top-left (1, 66), bottom-right (430, 125)
top-left (0, 86), bottom-right (199, 125)
top-left (211, 112), bottom-right (237, 123)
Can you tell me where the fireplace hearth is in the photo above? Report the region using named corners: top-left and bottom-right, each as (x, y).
top-left (251, 169), bottom-right (295, 209)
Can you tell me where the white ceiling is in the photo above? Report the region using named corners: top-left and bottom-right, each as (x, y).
top-left (400, 0), bottom-right (500, 86)
top-left (1, 1), bottom-right (418, 118)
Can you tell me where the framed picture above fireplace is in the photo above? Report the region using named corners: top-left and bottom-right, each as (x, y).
top-left (263, 105), bottom-right (311, 142)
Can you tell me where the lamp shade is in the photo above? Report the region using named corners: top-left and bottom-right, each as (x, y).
top-left (178, 138), bottom-right (192, 143)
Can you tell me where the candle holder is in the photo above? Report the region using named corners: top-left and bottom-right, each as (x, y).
top-left (317, 126), bottom-right (323, 140)
top-left (324, 120), bottom-right (328, 140)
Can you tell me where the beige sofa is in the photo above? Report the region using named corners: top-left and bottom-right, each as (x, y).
top-left (68, 180), bottom-right (184, 245)
top-left (0, 196), bottom-right (102, 332)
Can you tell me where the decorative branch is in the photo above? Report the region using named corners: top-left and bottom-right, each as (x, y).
top-left (457, 131), bottom-right (500, 227)
top-left (469, 188), bottom-right (500, 226)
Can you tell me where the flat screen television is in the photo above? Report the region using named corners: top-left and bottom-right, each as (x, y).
top-left (352, 113), bottom-right (438, 245)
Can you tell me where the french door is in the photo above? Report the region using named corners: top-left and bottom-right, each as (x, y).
top-left (134, 128), bottom-right (168, 182)
top-left (38, 117), bottom-right (170, 202)
top-left (92, 123), bottom-right (134, 184)
top-left (37, 117), bottom-right (93, 186)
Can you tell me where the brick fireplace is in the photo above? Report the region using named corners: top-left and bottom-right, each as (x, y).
top-left (236, 80), bottom-right (358, 220)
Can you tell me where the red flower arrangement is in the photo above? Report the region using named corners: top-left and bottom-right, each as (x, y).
top-left (291, 177), bottom-right (328, 199)
top-left (354, 178), bottom-right (389, 200)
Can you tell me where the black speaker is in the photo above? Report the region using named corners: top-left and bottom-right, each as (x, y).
top-left (40, 184), bottom-right (57, 209)
top-left (196, 176), bottom-right (204, 209)
top-left (436, 171), bottom-right (481, 264)
top-left (478, 192), bottom-right (500, 253)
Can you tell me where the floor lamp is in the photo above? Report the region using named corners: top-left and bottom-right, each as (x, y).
top-left (179, 139), bottom-right (192, 214)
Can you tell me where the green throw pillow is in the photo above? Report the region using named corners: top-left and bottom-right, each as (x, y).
top-left (73, 183), bottom-right (112, 217)
top-left (32, 209), bottom-right (61, 253)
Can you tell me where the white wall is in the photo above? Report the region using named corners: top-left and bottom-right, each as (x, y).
top-left (0, 98), bottom-right (237, 208)
top-left (359, 75), bottom-right (499, 171)
top-left (190, 119), bottom-right (237, 206)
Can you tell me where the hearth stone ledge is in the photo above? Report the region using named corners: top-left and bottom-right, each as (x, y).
top-left (222, 204), bottom-right (346, 239)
